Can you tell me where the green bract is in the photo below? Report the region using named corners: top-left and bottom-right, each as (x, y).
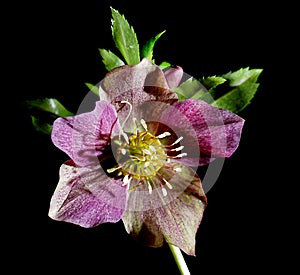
top-left (111, 7), bottom-right (140, 65)
top-left (99, 49), bottom-right (125, 71)
top-left (211, 67), bottom-right (263, 113)
top-left (141, 30), bottom-right (166, 62)
top-left (174, 67), bottom-right (263, 113)
top-left (25, 98), bottom-right (73, 134)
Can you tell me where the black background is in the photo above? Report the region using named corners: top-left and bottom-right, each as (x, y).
top-left (9, 0), bottom-right (296, 274)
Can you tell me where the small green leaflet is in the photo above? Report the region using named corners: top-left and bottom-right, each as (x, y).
top-left (201, 76), bottom-right (227, 90)
top-left (99, 49), bottom-right (125, 71)
top-left (25, 98), bottom-right (74, 135)
top-left (211, 67), bottom-right (263, 113)
top-left (222, 67), bottom-right (261, 87)
top-left (31, 116), bottom-right (53, 135)
top-left (85, 82), bottom-right (99, 96)
top-left (159, 61), bottom-right (171, 70)
top-left (111, 7), bottom-right (140, 65)
top-left (141, 30), bottom-right (166, 62)
top-left (200, 76), bottom-right (227, 102)
top-left (25, 98), bottom-right (73, 117)
top-left (174, 67), bottom-right (263, 113)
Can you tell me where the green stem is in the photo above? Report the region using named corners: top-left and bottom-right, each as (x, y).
top-left (168, 243), bottom-right (191, 275)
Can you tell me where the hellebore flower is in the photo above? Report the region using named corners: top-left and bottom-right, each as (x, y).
top-left (49, 58), bottom-right (244, 255)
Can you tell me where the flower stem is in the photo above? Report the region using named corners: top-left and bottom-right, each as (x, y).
top-left (168, 243), bottom-right (191, 275)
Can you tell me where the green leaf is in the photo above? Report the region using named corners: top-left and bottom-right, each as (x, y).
top-left (174, 77), bottom-right (213, 102)
top-left (31, 115), bottom-right (52, 135)
top-left (25, 98), bottom-right (74, 134)
top-left (211, 68), bottom-right (263, 113)
top-left (201, 75), bottom-right (227, 90)
top-left (141, 30), bottom-right (166, 61)
top-left (85, 82), bottom-right (99, 96)
top-left (99, 49), bottom-right (125, 71)
top-left (222, 67), bottom-right (262, 87)
top-left (159, 61), bottom-right (171, 69)
top-left (111, 7), bottom-right (140, 65)
top-left (25, 98), bottom-right (74, 117)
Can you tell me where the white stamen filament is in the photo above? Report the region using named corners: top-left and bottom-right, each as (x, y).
top-left (107, 166), bottom-right (122, 173)
top-left (174, 167), bottom-right (182, 172)
top-left (131, 155), bottom-right (146, 161)
top-left (163, 178), bottom-right (173, 189)
top-left (171, 145), bottom-right (184, 152)
top-left (162, 187), bottom-right (167, 196)
top-left (140, 119), bottom-right (148, 131)
top-left (156, 132), bottom-right (171, 139)
top-left (133, 117), bottom-right (138, 127)
top-left (149, 145), bottom-right (156, 152)
top-left (144, 162), bottom-right (150, 167)
top-left (122, 174), bottom-right (132, 186)
top-left (171, 136), bottom-right (183, 146)
top-left (173, 152), bottom-right (188, 158)
top-left (147, 181), bottom-right (153, 194)
top-left (143, 149), bottom-right (151, 155)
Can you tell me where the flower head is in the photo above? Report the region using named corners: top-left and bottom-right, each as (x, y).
top-left (49, 58), bottom-right (244, 255)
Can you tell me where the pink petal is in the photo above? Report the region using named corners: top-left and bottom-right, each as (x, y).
top-left (163, 99), bottom-right (245, 165)
top-left (99, 58), bottom-right (177, 129)
top-left (122, 164), bottom-right (207, 255)
top-left (49, 160), bottom-right (127, 228)
top-left (51, 100), bottom-right (120, 166)
top-left (100, 58), bottom-right (170, 100)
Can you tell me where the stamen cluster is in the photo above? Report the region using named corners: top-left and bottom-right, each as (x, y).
top-left (108, 117), bottom-right (185, 196)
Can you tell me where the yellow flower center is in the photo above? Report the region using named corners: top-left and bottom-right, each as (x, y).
top-left (107, 102), bottom-right (186, 196)
top-left (118, 131), bottom-right (167, 179)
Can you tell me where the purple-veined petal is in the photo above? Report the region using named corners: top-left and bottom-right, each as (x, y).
top-left (99, 58), bottom-right (177, 130)
top-left (164, 66), bottom-right (183, 89)
top-left (162, 99), bottom-right (245, 166)
top-left (122, 164), bottom-right (207, 255)
top-left (99, 58), bottom-right (174, 101)
top-left (49, 160), bottom-right (127, 228)
top-left (128, 100), bottom-right (201, 166)
top-left (51, 100), bottom-right (120, 166)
